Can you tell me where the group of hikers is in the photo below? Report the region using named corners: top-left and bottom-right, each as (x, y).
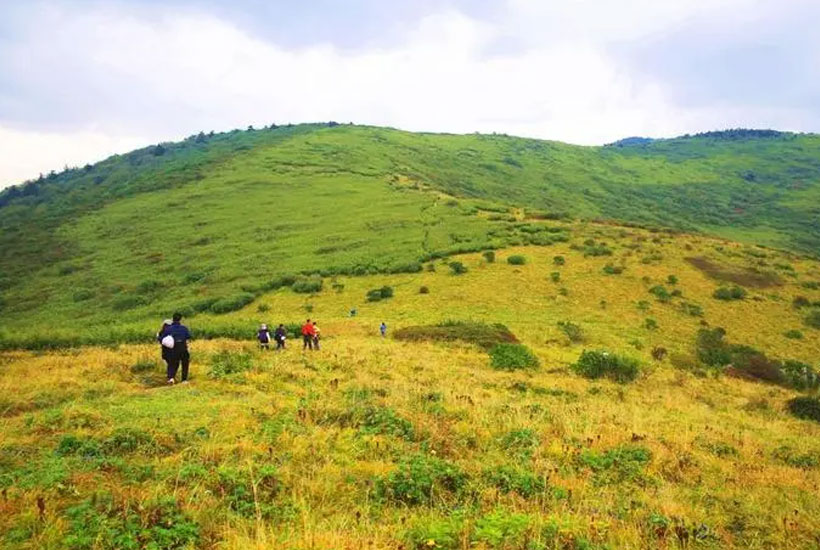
top-left (156, 313), bottom-right (389, 385)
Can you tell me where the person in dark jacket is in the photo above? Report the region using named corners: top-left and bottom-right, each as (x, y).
top-left (160, 312), bottom-right (192, 385)
top-left (156, 319), bottom-right (172, 370)
top-left (257, 324), bottom-right (272, 350)
top-left (274, 324), bottom-right (287, 350)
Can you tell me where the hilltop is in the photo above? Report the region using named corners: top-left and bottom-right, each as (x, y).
top-left (1, 123), bottom-right (820, 340)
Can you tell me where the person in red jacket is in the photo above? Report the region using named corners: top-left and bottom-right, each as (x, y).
top-left (301, 319), bottom-right (314, 350)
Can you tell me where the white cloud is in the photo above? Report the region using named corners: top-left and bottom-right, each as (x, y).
top-left (0, 0), bottom-right (817, 188)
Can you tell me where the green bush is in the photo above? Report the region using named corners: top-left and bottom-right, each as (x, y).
top-left (793, 296), bottom-right (811, 309)
top-left (483, 465), bottom-right (545, 498)
top-left (376, 455), bottom-right (467, 505)
top-left (602, 263), bottom-right (624, 275)
top-left (210, 292), bottom-right (255, 314)
top-left (72, 289), bottom-right (95, 302)
top-left (489, 343), bottom-right (540, 370)
top-left (448, 261), bottom-right (468, 275)
top-left (507, 255), bottom-right (526, 265)
top-left (394, 321), bottom-right (518, 350)
top-left (216, 464), bottom-right (281, 518)
top-left (208, 351), bottom-right (253, 378)
top-left (680, 302), bottom-right (703, 316)
top-left (784, 329), bottom-right (803, 339)
top-left (136, 279), bottom-right (163, 293)
top-left (713, 285), bottom-right (747, 300)
top-left (291, 275), bottom-right (323, 294)
top-left (550, 271), bottom-right (561, 283)
top-left (643, 318), bottom-right (659, 330)
top-left (572, 350), bottom-right (640, 383)
top-left (366, 286), bottom-right (394, 302)
top-left (472, 509), bottom-right (530, 547)
top-left (772, 446), bottom-right (820, 469)
top-left (482, 250), bottom-right (496, 263)
top-left (360, 406), bottom-right (414, 441)
top-left (553, 255), bottom-right (565, 266)
top-left (648, 285), bottom-right (671, 303)
top-left (582, 243), bottom-right (613, 257)
top-left (557, 321), bottom-right (583, 343)
top-left (805, 310), bottom-right (820, 329)
top-left (405, 515), bottom-right (463, 550)
top-left (578, 445), bottom-right (652, 485)
top-left (419, 286), bottom-right (430, 294)
top-left (667, 274), bottom-right (679, 285)
top-left (787, 396), bottom-right (820, 423)
top-left (782, 360), bottom-right (819, 391)
top-left (695, 328), bottom-right (732, 366)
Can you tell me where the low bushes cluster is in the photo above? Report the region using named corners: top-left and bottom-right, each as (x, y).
top-left (786, 396), bottom-right (820, 423)
top-left (448, 261), bottom-right (468, 275)
top-left (805, 309), bottom-right (820, 329)
top-left (553, 255), bottom-right (565, 266)
top-left (208, 350), bottom-right (253, 378)
top-left (713, 285), bottom-right (747, 301)
top-left (393, 321), bottom-right (517, 350)
top-left (602, 263), bottom-right (624, 275)
top-left (577, 445), bottom-right (652, 485)
top-left (648, 285), bottom-right (671, 303)
top-left (210, 292), bottom-right (255, 314)
top-left (366, 286), bottom-right (394, 302)
top-left (483, 465), bottom-right (546, 498)
top-left (482, 250), bottom-right (495, 263)
top-left (572, 350), bottom-right (640, 383)
top-left (291, 275), bottom-right (323, 294)
top-left (489, 343), bottom-right (540, 370)
top-left (376, 455), bottom-right (467, 505)
top-left (506, 255), bottom-right (526, 265)
top-left (557, 321), bottom-right (583, 343)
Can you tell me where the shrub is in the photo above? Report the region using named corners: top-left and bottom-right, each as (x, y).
top-left (360, 406), bottom-right (414, 441)
top-left (636, 300), bottom-right (650, 312)
top-left (602, 263), bottom-right (624, 275)
top-left (209, 351), bottom-right (253, 378)
top-left (507, 255), bottom-right (526, 265)
top-left (583, 243), bottom-right (613, 257)
top-left (782, 360), bottom-right (819, 391)
top-left (793, 296), bottom-right (811, 309)
top-left (216, 464), bottom-right (281, 518)
top-left (376, 455), bottom-right (467, 505)
top-left (499, 428), bottom-right (539, 456)
top-left (291, 276), bottom-right (323, 294)
top-left (651, 346), bottom-right (667, 361)
top-left (802, 281), bottom-right (820, 290)
top-left (136, 279), bottom-right (163, 293)
top-left (72, 289), bottom-right (94, 302)
top-left (550, 271), bottom-right (560, 283)
top-left (695, 328), bottom-right (732, 366)
top-left (667, 275), bottom-right (679, 285)
top-left (680, 302), bottom-right (703, 316)
top-left (784, 329), bottom-right (803, 339)
top-left (210, 292), bottom-right (255, 314)
top-left (572, 350), bottom-right (640, 383)
top-left (112, 295), bottom-right (148, 311)
top-left (257, 303), bottom-right (270, 313)
top-left (483, 465), bottom-right (545, 498)
top-left (472, 509), bottom-right (530, 547)
top-left (805, 310), bottom-right (820, 329)
top-left (489, 343), bottom-right (540, 370)
top-left (643, 318), bottom-right (658, 330)
top-left (482, 250), bottom-right (496, 263)
top-left (578, 445), bottom-right (652, 485)
top-left (405, 516), bottom-right (463, 550)
top-left (713, 285), bottom-right (747, 301)
top-left (448, 261), bottom-right (467, 275)
top-left (553, 255), bottom-right (565, 266)
top-left (648, 285), bottom-right (671, 303)
top-left (773, 446), bottom-right (820, 469)
top-left (557, 321), bottom-right (583, 343)
top-left (366, 286), bottom-right (394, 302)
top-left (394, 321), bottom-right (518, 350)
top-left (419, 286), bottom-right (430, 294)
top-left (787, 396), bottom-right (820, 423)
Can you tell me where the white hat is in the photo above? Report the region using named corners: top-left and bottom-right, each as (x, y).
top-left (163, 319), bottom-right (173, 325)
top-left (261, 323), bottom-right (267, 329)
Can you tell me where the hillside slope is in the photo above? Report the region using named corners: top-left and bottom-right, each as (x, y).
top-left (1, 124), bottom-right (819, 333)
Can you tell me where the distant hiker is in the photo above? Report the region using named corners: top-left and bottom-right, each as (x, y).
top-left (274, 324), bottom-right (287, 350)
top-left (157, 319), bottom-right (172, 371)
top-left (160, 312), bottom-right (192, 385)
top-left (301, 319), bottom-right (314, 350)
top-left (312, 321), bottom-right (321, 350)
top-left (380, 322), bottom-right (387, 337)
top-left (257, 323), bottom-right (272, 350)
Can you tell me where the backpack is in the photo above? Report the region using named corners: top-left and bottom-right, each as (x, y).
top-left (161, 335), bottom-right (175, 349)
top-left (258, 330), bottom-right (270, 343)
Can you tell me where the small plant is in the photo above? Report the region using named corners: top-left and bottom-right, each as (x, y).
top-left (782, 360), bottom-right (819, 391)
top-left (209, 350), bottom-right (253, 378)
top-left (667, 274), bottom-right (679, 285)
top-left (636, 300), bottom-right (650, 312)
top-left (805, 310), bottom-right (820, 329)
top-left (772, 446), bottom-right (820, 469)
top-left (471, 509), bottom-right (530, 547)
top-left (366, 286), bottom-right (394, 302)
top-left (376, 455), bottom-right (467, 505)
top-left (784, 329), bottom-right (803, 339)
top-left (448, 261), bottom-right (468, 275)
top-left (643, 318), bottom-right (659, 330)
top-left (419, 286), bottom-right (430, 294)
top-left (680, 302), bottom-right (703, 316)
top-left (786, 396), bottom-right (820, 423)
top-left (602, 263), bottom-right (624, 275)
top-left (499, 428), bottom-right (539, 457)
top-left (405, 516), bottom-right (463, 550)
top-left (578, 445), bottom-right (652, 485)
top-left (713, 285), bottom-right (747, 301)
top-left (360, 406), bottom-right (415, 441)
top-left (557, 321), bottom-right (583, 343)
top-left (793, 296), bottom-right (811, 309)
top-left (558, 287), bottom-right (568, 296)
top-left (426, 263), bottom-right (436, 272)
top-left (553, 255), bottom-right (565, 266)
top-left (648, 285), bottom-right (671, 303)
top-left (257, 303), bottom-right (270, 313)
top-left (651, 346), bottom-right (667, 361)
top-left (573, 350), bottom-right (641, 383)
top-left (550, 271), bottom-right (561, 283)
top-left (482, 250), bottom-right (496, 263)
top-left (507, 255), bottom-right (526, 265)
top-left (489, 343), bottom-right (540, 370)
top-left (483, 465), bottom-right (545, 498)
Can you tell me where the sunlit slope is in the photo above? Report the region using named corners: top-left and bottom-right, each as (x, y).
top-left (1, 124), bottom-right (819, 332)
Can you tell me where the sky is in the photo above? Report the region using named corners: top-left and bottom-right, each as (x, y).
top-left (1, 0), bottom-right (818, 188)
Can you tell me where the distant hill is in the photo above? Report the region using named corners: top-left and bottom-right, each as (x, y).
top-left (1, 123), bottom-right (819, 334)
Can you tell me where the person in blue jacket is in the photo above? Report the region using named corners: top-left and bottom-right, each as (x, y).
top-left (160, 312), bottom-right (192, 385)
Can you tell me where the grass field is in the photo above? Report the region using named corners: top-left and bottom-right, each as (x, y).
top-left (1, 125), bottom-right (820, 336)
top-left (2, 224), bottom-right (820, 549)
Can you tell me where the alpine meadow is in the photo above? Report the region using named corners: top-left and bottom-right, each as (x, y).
top-left (2, 123), bottom-right (820, 550)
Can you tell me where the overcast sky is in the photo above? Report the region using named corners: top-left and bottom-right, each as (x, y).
top-left (1, 0), bottom-right (818, 188)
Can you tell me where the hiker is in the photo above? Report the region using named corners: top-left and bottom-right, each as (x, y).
top-left (156, 319), bottom-right (172, 371)
top-left (257, 323), bottom-right (272, 350)
top-left (380, 322), bottom-right (387, 337)
top-left (160, 312), bottom-right (192, 385)
top-left (312, 321), bottom-right (321, 350)
top-left (301, 319), bottom-right (314, 350)
top-left (274, 324), bottom-right (287, 350)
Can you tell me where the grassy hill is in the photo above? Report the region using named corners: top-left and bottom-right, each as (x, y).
top-left (2, 226), bottom-right (820, 548)
top-left (1, 124), bottom-right (820, 342)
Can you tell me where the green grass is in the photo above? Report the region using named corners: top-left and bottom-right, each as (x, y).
top-left (1, 124), bottom-right (820, 338)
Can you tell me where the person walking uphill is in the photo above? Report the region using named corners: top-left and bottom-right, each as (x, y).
top-left (312, 321), bottom-right (321, 350)
top-left (157, 319), bottom-right (172, 371)
top-left (160, 312), bottom-right (192, 385)
top-left (274, 324), bottom-right (287, 350)
top-left (257, 324), bottom-right (272, 350)
top-left (301, 319), bottom-right (315, 350)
